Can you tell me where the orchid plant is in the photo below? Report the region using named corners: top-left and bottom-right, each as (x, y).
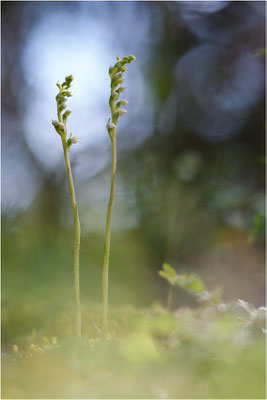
top-left (52, 75), bottom-right (82, 339)
top-left (102, 55), bottom-right (136, 331)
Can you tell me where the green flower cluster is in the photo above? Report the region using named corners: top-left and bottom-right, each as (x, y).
top-left (107, 55), bottom-right (136, 137)
top-left (56, 75), bottom-right (73, 115)
top-left (52, 75), bottom-right (81, 147)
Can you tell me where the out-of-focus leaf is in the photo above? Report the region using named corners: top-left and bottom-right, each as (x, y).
top-left (174, 273), bottom-right (205, 293)
top-left (158, 263), bottom-right (177, 285)
top-left (159, 263), bottom-right (205, 294)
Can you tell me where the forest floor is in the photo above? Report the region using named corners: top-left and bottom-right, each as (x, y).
top-left (2, 300), bottom-right (265, 399)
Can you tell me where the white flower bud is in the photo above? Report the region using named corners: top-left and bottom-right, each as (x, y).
top-left (63, 110), bottom-right (72, 121)
top-left (52, 120), bottom-right (65, 135)
top-left (117, 86), bottom-right (126, 93)
top-left (116, 98), bottom-right (128, 108)
top-left (106, 118), bottom-right (116, 130)
top-left (70, 136), bottom-right (82, 144)
top-left (117, 109), bottom-right (127, 116)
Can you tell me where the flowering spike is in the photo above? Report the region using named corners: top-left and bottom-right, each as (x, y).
top-left (107, 54), bottom-right (135, 129)
top-left (52, 74), bottom-right (82, 339)
top-left (102, 55), bottom-right (136, 331)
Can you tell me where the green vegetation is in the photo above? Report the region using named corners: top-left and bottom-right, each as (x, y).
top-left (103, 55), bottom-right (136, 331)
top-left (2, 297), bottom-right (265, 398)
top-left (52, 75), bottom-right (82, 339)
top-left (158, 263), bottom-right (222, 311)
top-left (159, 263), bottom-right (205, 310)
top-left (2, 56), bottom-right (265, 399)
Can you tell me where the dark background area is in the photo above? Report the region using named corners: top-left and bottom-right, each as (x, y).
top-left (2, 1), bottom-right (265, 322)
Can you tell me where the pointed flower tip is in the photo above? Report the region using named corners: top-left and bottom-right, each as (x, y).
top-left (63, 110), bottom-right (72, 121)
top-left (120, 98), bottom-right (128, 106)
top-left (117, 86), bottom-right (126, 93)
top-left (65, 74), bottom-right (73, 81)
top-left (128, 54), bottom-right (136, 61)
top-left (117, 109), bottom-right (127, 116)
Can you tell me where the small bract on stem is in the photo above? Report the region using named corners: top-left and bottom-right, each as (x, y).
top-left (102, 55), bottom-right (136, 332)
top-left (52, 75), bottom-right (82, 340)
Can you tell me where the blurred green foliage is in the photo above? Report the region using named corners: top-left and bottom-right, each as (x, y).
top-left (2, 2), bottom-right (265, 398)
top-left (2, 302), bottom-right (265, 399)
top-left (159, 263), bottom-right (205, 293)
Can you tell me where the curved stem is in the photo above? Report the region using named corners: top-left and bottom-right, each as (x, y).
top-left (102, 128), bottom-right (117, 332)
top-left (63, 142), bottom-right (82, 340)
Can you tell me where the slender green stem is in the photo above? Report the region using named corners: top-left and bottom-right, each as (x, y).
top-left (58, 108), bottom-right (81, 340)
top-left (62, 143), bottom-right (82, 339)
top-left (102, 127), bottom-right (117, 332)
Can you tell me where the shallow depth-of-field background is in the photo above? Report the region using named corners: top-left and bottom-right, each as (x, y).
top-left (2, 2), bottom-right (265, 399)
